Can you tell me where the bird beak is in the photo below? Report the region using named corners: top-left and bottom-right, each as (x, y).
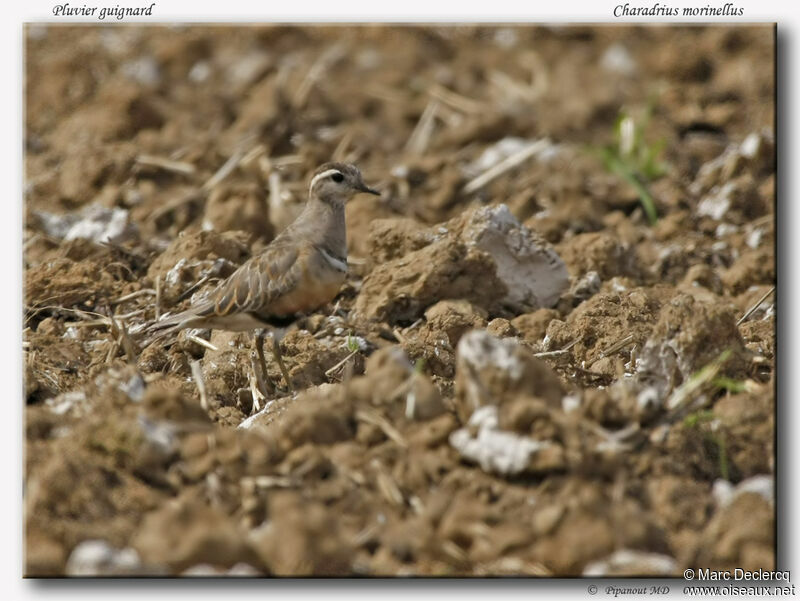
top-left (357, 182), bottom-right (381, 196)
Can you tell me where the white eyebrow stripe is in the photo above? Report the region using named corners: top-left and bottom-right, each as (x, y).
top-left (319, 246), bottom-right (348, 273)
top-left (309, 169), bottom-right (343, 193)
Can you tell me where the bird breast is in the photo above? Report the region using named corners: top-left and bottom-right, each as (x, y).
top-left (268, 247), bottom-right (346, 315)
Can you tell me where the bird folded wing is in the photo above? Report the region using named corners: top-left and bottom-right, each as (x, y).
top-left (212, 242), bottom-right (300, 316)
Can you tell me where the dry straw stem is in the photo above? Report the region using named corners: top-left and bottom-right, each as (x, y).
top-left (534, 337), bottom-right (579, 358)
top-left (249, 475), bottom-right (300, 489)
top-left (49, 307), bottom-right (108, 328)
top-left (201, 147), bottom-right (246, 192)
top-left (239, 144), bottom-right (266, 169)
top-left (23, 233), bottom-right (41, 251)
top-left (154, 276), bottom-right (162, 321)
top-left (408, 495), bottom-right (425, 516)
top-left (340, 355), bottom-right (355, 385)
top-left (111, 289), bottom-right (156, 305)
top-left (440, 540), bottom-right (468, 563)
top-left (324, 349), bottom-right (359, 378)
top-left (666, 350), bottom-right (732, 414)
top-left (352, 522), bottom-right (381, 547)
top-left (293, 43), bottom-right (346, 109)
top-left (190, 359), bottom-right (209, 411)
top-left (103, 331), bottom-right (119, 363)
top-left (405, 99), bottom-right (440, 156)
top-left (268, 171), bottom-right (283, 216)
top-left (176, 275), bottom-right (210, 303)
top-left (587, 422), bottom-right (641, 454)
top-left (489, 69), bottom-right (545, 103)
top-left (62, 317), bottom-right (113, 329)
top-left (332, 130), bottom-right (353, 162)
top-left (533, 349), bottom-right (570, 359)
top-left (489, 53), bottom-right (548, 103)
top-left (428, 83), bottom-right (484, 114)
top-left (109, 315), bottom-right (137, 364)
top-left (271, 154), bottom-right (305, 168)
top-left (149, 143), bottom-right (250, 222)
top-left (736, 286), bottom-right (775, 326)
top-left (135, 154), bottom-right (196, 176)
top-left (364, 84), bottom-right (408, 105)
top-left (463, 138), bottom-right (551, 194)
top-left (371, 460), bottom-right (405, 507)
top-left (355, 409), bottom-right (407, 449)
top-left (387, 374), bottom-right (415, 404)
top-left (589, 333), bottom-right (636, 367)
top-left (520, 51), bottom-right (549, 96)
top-left (185, 334), bottom-right (218, 352)
top-left (149, 189), bottom-right (204, 223)
top-left (114, 308), bottom-right (147, 321)
top-left (404, 383), bottom-right (417, 420)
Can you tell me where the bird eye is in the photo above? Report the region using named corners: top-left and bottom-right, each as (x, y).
top-left (331, 172), bottom-right (344, 183)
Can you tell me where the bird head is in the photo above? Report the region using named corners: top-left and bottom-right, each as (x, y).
top-left (308, 162), bottom-right (379, 206)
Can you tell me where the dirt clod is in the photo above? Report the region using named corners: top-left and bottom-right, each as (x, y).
top-left (454, 330), bottom-right (565, 423)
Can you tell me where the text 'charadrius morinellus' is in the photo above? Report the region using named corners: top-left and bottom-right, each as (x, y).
top-left (147, 162), bottom-right (380, 394)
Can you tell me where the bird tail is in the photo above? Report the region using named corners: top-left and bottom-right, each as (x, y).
top-left (130, 315), bottom-right (180, 345)
top-left (135, 301), bottom-right (212, 344)
top-left (146, 310), bottom-right (192, 333)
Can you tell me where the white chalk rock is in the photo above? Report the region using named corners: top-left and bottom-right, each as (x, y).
top-left (713, 474), bottom-right (774, 508)
top-left (601, 43), bottom-right (637, 76)
top-left (449, 405), bottom-right (557, 476)
top-left (583, 549), bottom-right (677, 576)
top-left (65, 540), bottom-right (143, 576)
top-left (37, 204), bottom-right (137, 245)
top-left (462, 204), bottom-right (569, 311)
top-left (454, 330), bottom-right (565, 421)
top-left (182, 562), bottom-right (260, 576)
top-left (690, 128), bottom-right (774, 196)
top-left (697, 181), bottom-right (736, 220)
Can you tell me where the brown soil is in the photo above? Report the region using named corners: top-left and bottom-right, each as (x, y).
top-left (24, 24), bottom-right (775, 577)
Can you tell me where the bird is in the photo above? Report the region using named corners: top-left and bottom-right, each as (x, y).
top-left (146, 162), bottom-right (379, 395)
